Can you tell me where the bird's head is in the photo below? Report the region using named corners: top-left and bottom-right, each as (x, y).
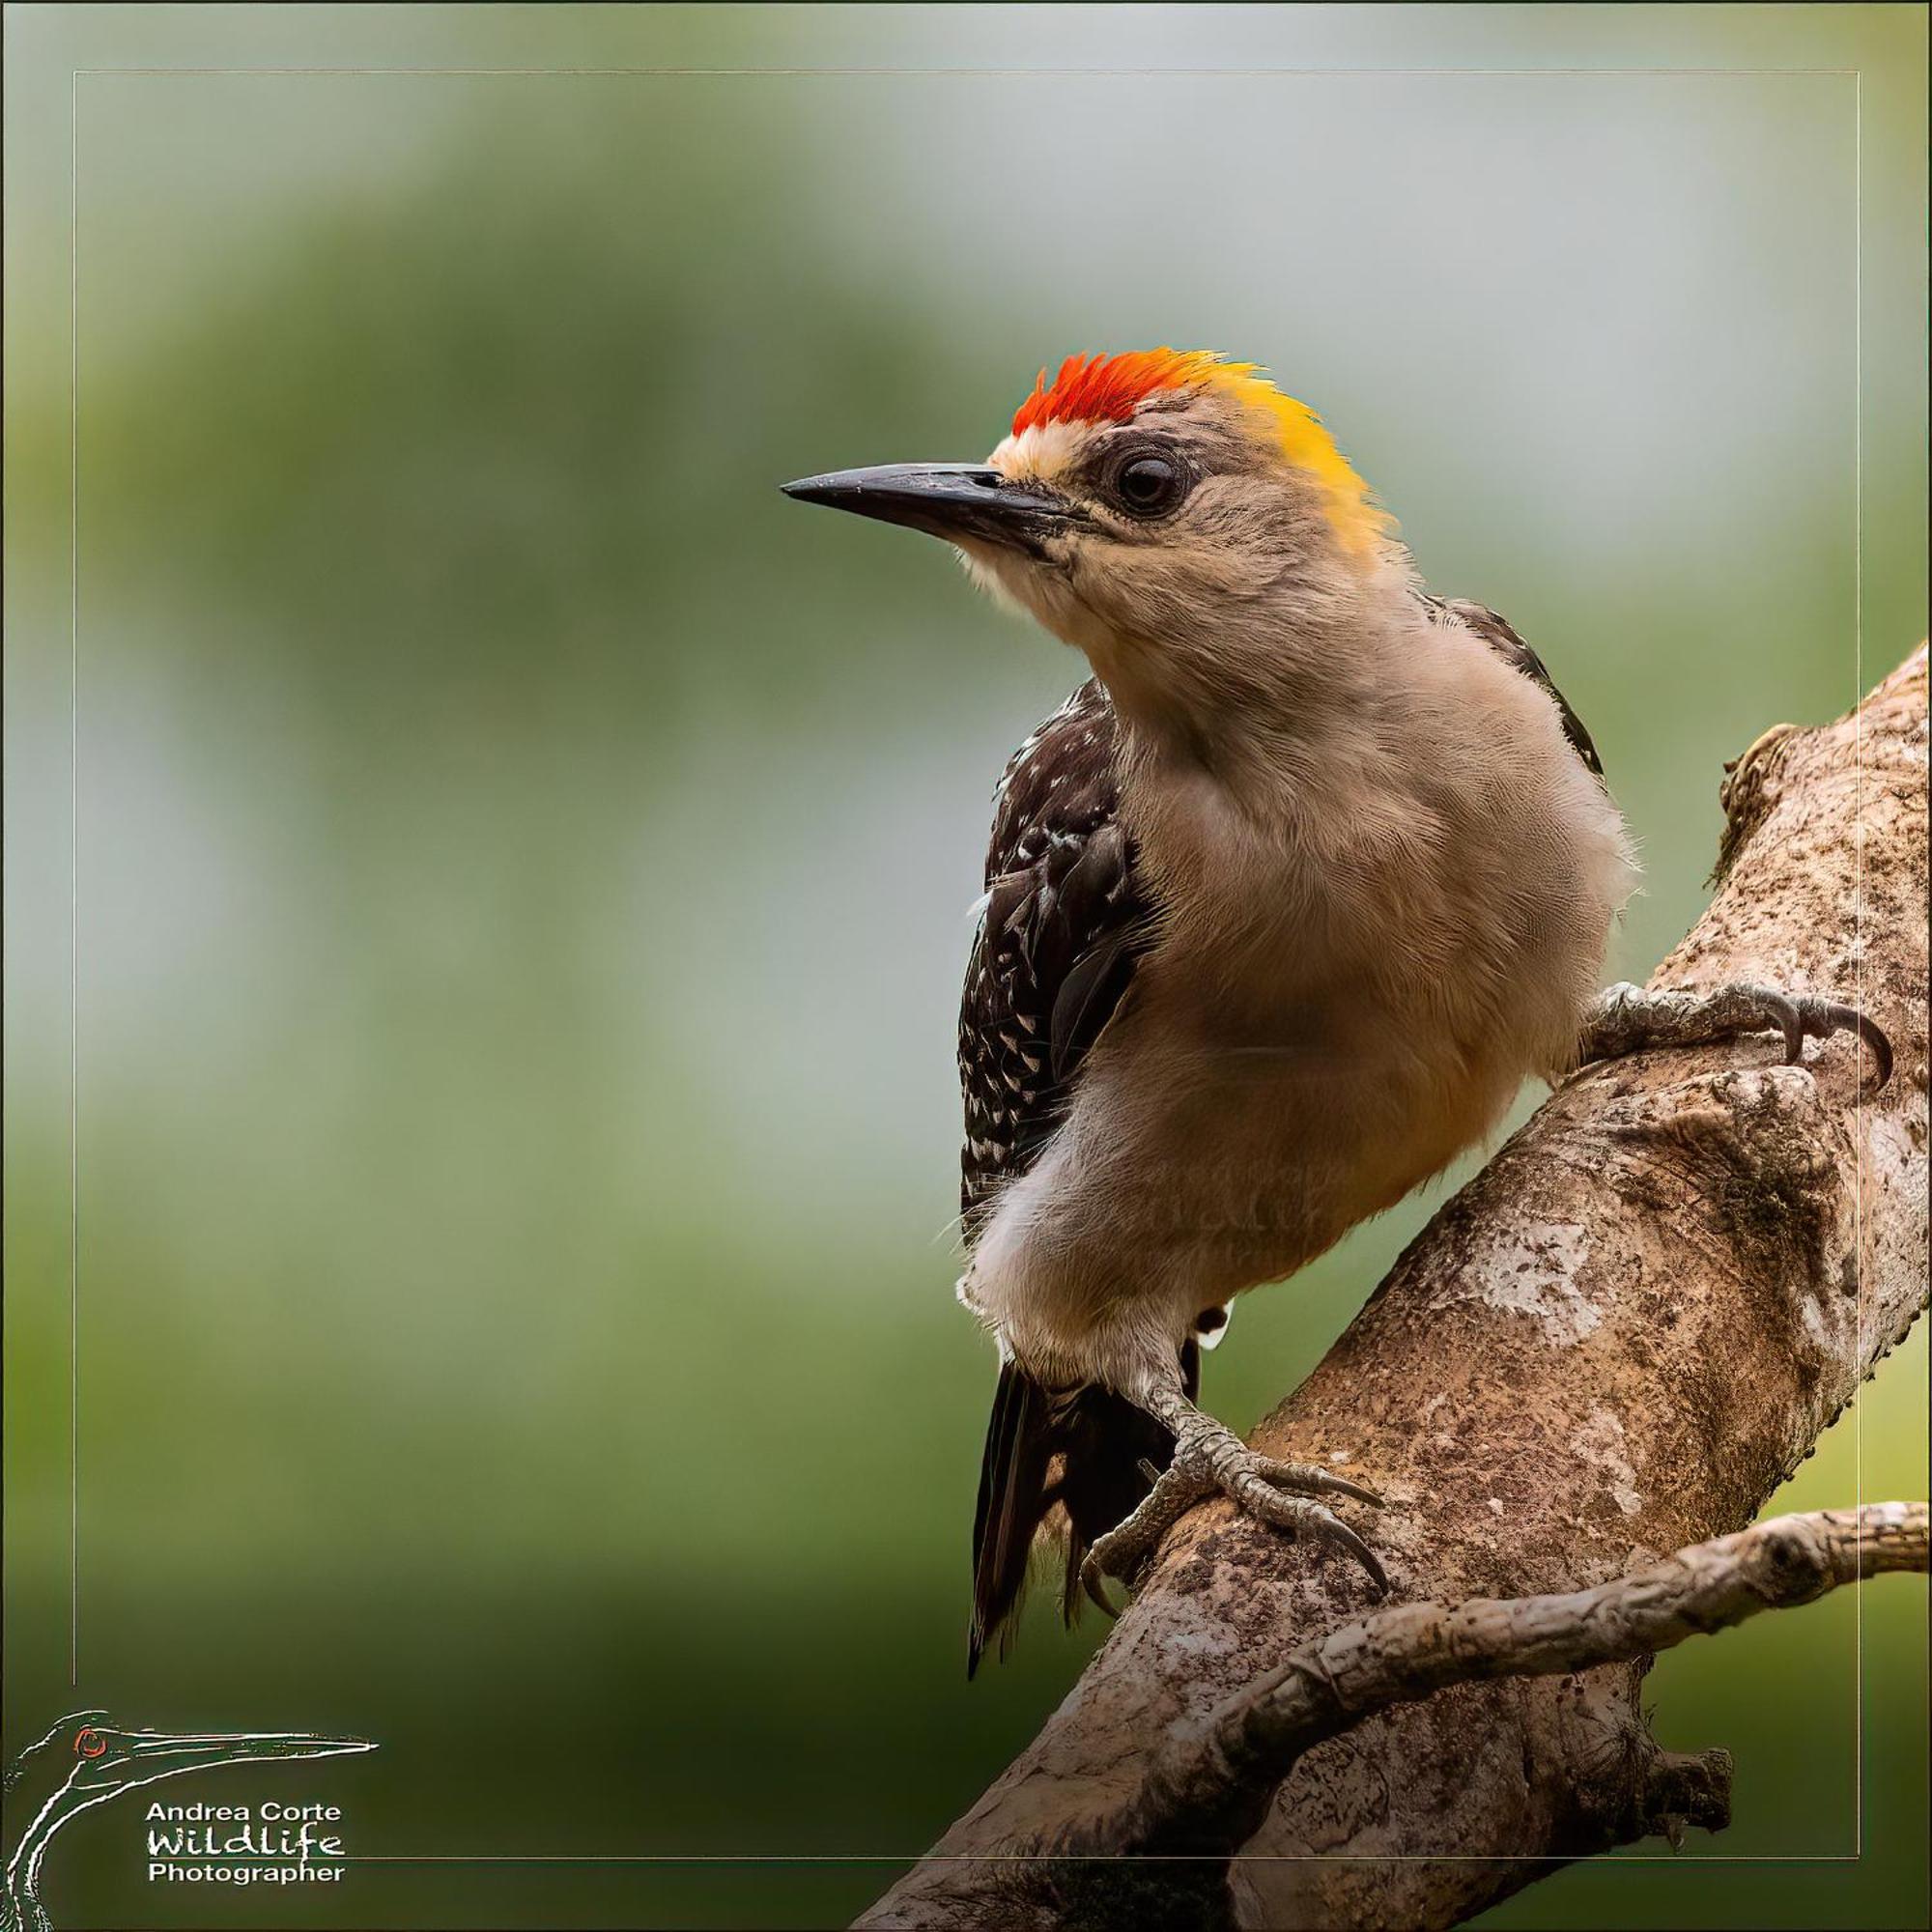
top-left (784, 350), bottom-right (1400, 729)
top-left (47, 1717), bottom-right (374, 1796)
top-left (5, 1709), bottom-right (374, 1844)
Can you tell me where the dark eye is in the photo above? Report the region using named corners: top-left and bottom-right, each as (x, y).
top-left (1113, 453), bottom-right (1187, 517)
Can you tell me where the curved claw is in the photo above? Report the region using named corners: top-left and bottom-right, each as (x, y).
top-left (1079, 1551), bottom-right (1121, 1620)
top-left (1320, 1517), bottom-right (1391, 1596)
top-left (1235, 1480), bottom-right (1390, 1595)
top-left (1251, 1457), bottom-right (1385, 1508)
top-left (1824, 1001), bottom-right (1893, 1090)
top-left (1755, 987), bottom-right (1892, 1090)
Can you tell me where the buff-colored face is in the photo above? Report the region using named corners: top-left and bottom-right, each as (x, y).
top-left (966, 385), bottom-right (1357, 663)
top-left (782, 350), bottom-right (1393, 716)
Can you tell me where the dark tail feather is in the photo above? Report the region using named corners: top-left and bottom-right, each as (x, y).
top-left (969, 1362), bottom-right (1057, 1676)
top-left (1053, 1380), bottom-right (1180, 1626)
top-left (969, 1344), bottom-right (1198, 1672)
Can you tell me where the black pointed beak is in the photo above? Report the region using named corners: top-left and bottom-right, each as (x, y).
top-left (781, 463), bottom-right (1073, 555)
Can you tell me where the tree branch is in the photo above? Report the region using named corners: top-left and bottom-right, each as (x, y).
top-left (1114, 1502), bottom-right (1926, 1861)
top-left (863, 646), bottom-right (1929, 1932)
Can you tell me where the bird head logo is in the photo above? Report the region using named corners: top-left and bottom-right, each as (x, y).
top-left (3, 1711), bottom-right (373, 1932)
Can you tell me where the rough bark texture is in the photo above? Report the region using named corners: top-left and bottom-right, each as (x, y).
top-left (862, 647), bottom-right (1929, 1932)
top-left (1098, 1502), bottom-right (1925, 1867)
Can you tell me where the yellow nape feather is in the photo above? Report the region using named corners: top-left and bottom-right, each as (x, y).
top-left (1205, 361), bottom-right (1395, 557)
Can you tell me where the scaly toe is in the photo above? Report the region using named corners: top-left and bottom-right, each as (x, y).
top-left (1083, 1406), bottom-right (1389, 1608)
top-left (1750, 988), bottom-right (1805, 1065)
top-left (1080, 1458), bottom-right (1213, 1596)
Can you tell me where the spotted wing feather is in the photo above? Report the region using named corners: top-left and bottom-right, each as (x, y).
top-left (958, 680), bottom-right (1171, 1673)
top-left (958, 679), bottom-right (1147, 1236)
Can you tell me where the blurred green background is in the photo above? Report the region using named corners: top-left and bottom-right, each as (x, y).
top-left (3, 6), bottom-right (1924, 1929)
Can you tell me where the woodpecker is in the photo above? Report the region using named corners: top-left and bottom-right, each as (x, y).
top-left (783, 349), bottom-right (1889, 1673)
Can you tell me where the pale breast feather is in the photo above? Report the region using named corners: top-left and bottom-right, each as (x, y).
top-left (958, 680), bottom-right (1149, 1237)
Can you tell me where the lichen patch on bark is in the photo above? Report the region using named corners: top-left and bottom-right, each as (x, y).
top-left (1424, 1220), bottom-right (1601, 1345)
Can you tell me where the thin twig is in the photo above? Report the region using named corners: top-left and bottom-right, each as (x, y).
top-left (1112, 1503), bottom-right (1927, 1859)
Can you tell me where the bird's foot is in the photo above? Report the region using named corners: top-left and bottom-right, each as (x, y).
top-left (1077, 1398), bottom-right (1385, 1615)
top-left (1577, 981), bottom-right (1891, 1090)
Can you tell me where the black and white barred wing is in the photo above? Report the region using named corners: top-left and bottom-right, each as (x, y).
top-left (959, 679), bottom-right (1168, 1671)
top-left (957, 679), bottom-right (1148, 1239)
